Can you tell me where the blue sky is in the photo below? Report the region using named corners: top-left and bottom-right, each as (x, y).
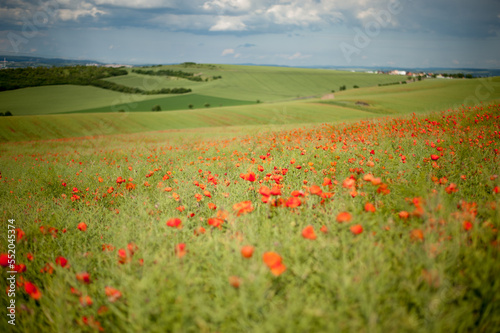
top-left (1, 0), bottom-right (499, 68)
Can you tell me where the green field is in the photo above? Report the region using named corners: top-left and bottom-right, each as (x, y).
top-left (1, 64), bottom-right (500, 332)
top-left (1, 74), bottom-right (499, 142)
top-left (69, 93), bottom-right (257, 114)
top-left (0, 64), bottom-right (408, 116)
top-left (1, 102), bottom-right (499, 332)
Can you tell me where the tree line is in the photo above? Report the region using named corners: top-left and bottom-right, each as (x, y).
top-left (0, 66), bottom-right (192, 95)
top-left (132, 69), bottom-right (221, 82)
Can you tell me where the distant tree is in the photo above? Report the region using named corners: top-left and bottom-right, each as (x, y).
top-left (0, 112), bottom-right (4, 116)
top-left (339, 85), bottom-right (346, 91)
top-left (118, 109), bottom-right (125, 112)
top-left (204, 103), bottom-right (210, 108)
top-left (331, 90), bottom-right (335, 93)
top-left (466, 74), bottom-right (473, 79)
top-left (188, 104), bottom-right (193, 109)
top-left (256, 99), bottom-right (261, 103)
top-left (5, 111), bottom-right (12, 116)
top-left (417, 76), bottom-right (422, 81)
top-left (353, 85), bottom-right (359, 88)
top-left (151, 105), bottom-right (161, 111)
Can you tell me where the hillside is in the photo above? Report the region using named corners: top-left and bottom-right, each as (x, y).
top-left (0, 64), bottom-right (405, 116)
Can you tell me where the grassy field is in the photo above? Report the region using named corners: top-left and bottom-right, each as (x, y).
top-left (0, 64), bottom-right (408, 116)
top-left (69, 94), bottom-right (257, 114)
top-left (1, 102), bottom-right (499, 332)
top-left (1, 76), bottom-right (499, 142)
top-left (321, 77), bottom-right (500, 114)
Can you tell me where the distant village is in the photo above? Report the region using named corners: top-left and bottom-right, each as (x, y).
top-left (364, 69), bottom-right (473, 79)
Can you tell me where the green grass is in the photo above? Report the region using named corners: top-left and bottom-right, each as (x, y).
top-left (321, 78), bottom-right (500, 114)
top-left (68, 93), bottom-right (256, 113)
top-left (0, 102), bottom-right (376, 142)
top-left (0, 103), bottom-right (499, 332)
top-left (0, 85), bottom-right (154, 116)
top-left (0, 64), bottom-right (407, 115)
top-left (2, 77), bottom-right (500, 143)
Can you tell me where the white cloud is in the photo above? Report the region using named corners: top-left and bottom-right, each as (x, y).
top-left (209, 16), bottom-right (247, 31)
top-left (58, 6), bottom-right (106, 21)
top-left (221, 48), bottom-right (235, 55)
top-left (203, 0), bottom-right (253, 13)
top-left (93, 0), bottom-right (177, 8)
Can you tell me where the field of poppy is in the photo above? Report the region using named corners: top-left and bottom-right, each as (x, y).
top-left (1, 101), bottom-right (500, 332)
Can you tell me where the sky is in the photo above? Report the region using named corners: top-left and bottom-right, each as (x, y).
top-left (0, 0), bottom-right (499, 68)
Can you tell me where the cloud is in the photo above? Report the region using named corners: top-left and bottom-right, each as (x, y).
top-left (58, 6), bottom-right (107, 21)
top-left (209, 16), bottom-right (247, 31)
top-left (221, 48), bottom-right (235, 56)
top-left (1, 0), bottom-right (500, 39)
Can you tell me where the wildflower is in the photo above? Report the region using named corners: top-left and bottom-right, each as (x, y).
top-left (301, 225), bottom-right (317, 240)
top-left (241, 246), bottom-right (254, 258)
top-left (350, 224), bottom-right (363, 235)
top-left (0, 253), bottom-right (10, 267)
top-left (24, 281), bottom-right (42, 300)
top-left (233, 201), bottom-right (254, 216)
top-left (285, 197), bottom-right (301, 208)
top-left (76, 272), bottom-right (91, 284)
top-left (309, 185), bottom-right (322, 196)
top-left (166, 218), bottom-right (182, 229)
top-left (105, 286), bottom-right (122, 302)
top-left (263, 252), bottom-right (286, 276)
top-left (77, 222), bottom-right (87, 231)
top-left (463, 221), bottom-right (473, 231)
top-left (175, 243), bottom-right (187, 258)
top-left (364, 202), bottom-right (376, 213)
top-left (229, 276), bottom-right (241, 288)
top-left (208, 218), bottom-right (224, 229)
top-left (55, 256), bottom-right (68, 268)
top-left (410, 229), bottom-right (424, 242)
top-left (336, 212), bottom-right (352, 223)
top-left (79, 295), bottom-right (93, 307)
top-left (398, 211), bottom-right (410, 219)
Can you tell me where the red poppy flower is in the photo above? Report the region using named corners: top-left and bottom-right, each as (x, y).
top-left (263, 252), bottom-right (286, 276)
top-left (77, 222), bottom-right (87, 232)
top-left (410, 229), bottom-right (424, 242)
top-left (0, 253), bottom-right (10, 267)
top-left (208, 218), bottom-right (224, 229)
top-left (336, 212), bottom-right (352, 223)
top-left (79, 295), bottom-right (93, 307)
top-left (166, 218), bottom-right (182, 229)
top-left (233, 201), bottom-right (254, 216)
top-left (350, 224), bottom-right (363, 235)
top-left (24, 281), bottom-right (42, 300)
top-left (463, 221), bottom-right (473, 231)
top-left (241, 246), bottom-right (254, 258)
top-left (364, 202), bottom-right (376, 213)
top-left (55, 256), bottom-right (68, 268)
top-left (175, 243), bottom-right (186, 258)
top-left (105, 286), bottom-right (122, 302)
top-left (301, 225), bottom-right (317, 240)
top-left (229, 276), bottom-right (241, 288)
top-left (76, 272), bottom-right (91, 284)
top-left (398, 211), bottom-right (410, 219)
top-left (431, 154), bottom-right (440, 161)
top-left (286, 197), bottom-right (301, 208)
top-left (309, 185), bottom-right (322, 196)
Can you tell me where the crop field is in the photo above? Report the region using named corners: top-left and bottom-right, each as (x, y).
top-left (1, 99), bottom-right (500, 331)
top-left (0, 64), bottom-right (408, 116)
